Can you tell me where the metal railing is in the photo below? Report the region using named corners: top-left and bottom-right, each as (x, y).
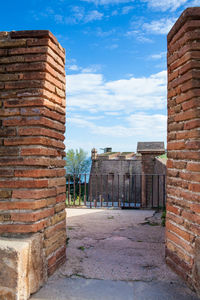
top-left (66, 173), bottom-right (166, 209)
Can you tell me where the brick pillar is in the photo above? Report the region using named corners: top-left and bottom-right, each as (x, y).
top-left (0, 30), bottom-right (66, 298)
top-left (139, 151), bottom-right (165, 208)
top-left (140, 153), bottom-right (155, 207)
top-left (166, 8), bottom-right (200, 296)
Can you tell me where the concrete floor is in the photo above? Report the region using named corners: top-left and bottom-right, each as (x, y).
top-left (31, 208), bottom-right (199, 300)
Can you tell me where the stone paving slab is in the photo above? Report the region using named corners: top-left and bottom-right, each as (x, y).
top-left (31, 277), bottom-right (199, 300)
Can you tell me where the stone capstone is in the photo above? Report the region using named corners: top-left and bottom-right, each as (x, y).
top-left (0, 233), bottom-right (47, 300)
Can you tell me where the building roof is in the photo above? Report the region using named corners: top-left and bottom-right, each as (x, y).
top-left (137, 142), bottom-right (165, 154)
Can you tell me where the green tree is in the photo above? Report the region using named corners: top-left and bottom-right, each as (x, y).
top-left (65, 148), bottom-right (91, 175)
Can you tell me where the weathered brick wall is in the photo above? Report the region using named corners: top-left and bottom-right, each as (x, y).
top-left (166, 8), bottom-right (200, 295)
top-left (0, 31), bottom-right (66, 277)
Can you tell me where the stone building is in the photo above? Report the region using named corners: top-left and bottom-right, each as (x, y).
top-left (89, 142), bottom-right (166, 208)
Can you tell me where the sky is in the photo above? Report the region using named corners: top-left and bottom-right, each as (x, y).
top-left (0, 0), bottom-right (199, 155)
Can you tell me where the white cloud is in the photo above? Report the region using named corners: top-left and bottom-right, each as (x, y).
top-left (126, 30), bottom-right (153, 43)
top-left (105, 111), bottom-right (121, 116)
top-left (150, 51), bottom-right (166, 60)
top-left (143, 18), bottom-right (176, 34)
top-left (68, 113), bottom-right (167, 140)
top-left (144, 0), bottom-right (187, 11)
top-left (65, 6), bottom-right (103, 24)
top-left (66, 70), bottom-right (167, 113)
top-left (127, 113), bottom-right (167, 139)
top-left (68, 64), bottom-right (80, 71)
top-left (122, 5), bottom-right (134, 14)
top-left (81, 65), bottom-right (102, 73)
top-left (84, 10), bottom-right (103, 22)
top-left (65, 6), bottom-right (84, 24)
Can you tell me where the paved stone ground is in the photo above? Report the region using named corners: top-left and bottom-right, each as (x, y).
top-left (31, 208), bottom-right (199, 300)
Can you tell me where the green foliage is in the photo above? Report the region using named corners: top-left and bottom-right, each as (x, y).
top-left (158, 153), bottom-right (167, 159)
top-left (78, 246), bottom-right (85, 251)
top-left (65, 148), bottom-right (91, 175)
top-left (161, 210), bottom-right (166, 227)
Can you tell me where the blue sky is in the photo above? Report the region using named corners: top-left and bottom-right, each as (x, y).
top-left (0, 0), bottom-right (199, 155)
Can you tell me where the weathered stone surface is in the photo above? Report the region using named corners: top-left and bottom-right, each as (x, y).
top-left (0, 233), bottom-right (47, 300)
top-left (28, 233), bottom-right (47, 294)
top-left (0, 287), bottom-right (16, 300)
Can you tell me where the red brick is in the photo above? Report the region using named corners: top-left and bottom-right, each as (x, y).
top-left (167, 211), bottom-right (184, 225)
top-left (182, 210), bottom-right (200, 224)
top-left (9, 46), bottom-right (48, 56)
top-left (46, 55), bottom-right (65, 75)
top-left (184, 119), bottom-right (200, 130)
top-left (190, 204), bottom-right (200, 214)
top-left (0, 39), bottom-right (26, 48)
top-left (10, 30), bottom-right (50, 39)
top-left (21, 147), bottom-right (59, 157)
top-left (0, 180), bottom-right (48, 188)
top-left (166, 203), bottom-right (181, 215)
top-left (182, 99), bottom-right (199, 111)
top-left (4, 98), bottom-right (45, 108)
top-left (48, 178), bottom-right (66, 187)
top-left (3, 116), bottom-right (65, 132)
top-left (12, 188), bottom-right (56, 199)
top-left (168, 151), bottom-right (200, 161)
top-left (0, 147), bottom-right (19, 156)
top-left (20, 107), bottom-right (65, 123)
top-left (166, 220), bottom-right (192, 242)
top-left (11, 207), bottom-right (54, 222)
top-left (18, 127), bottom-right (64, 141)
top-left (186, 140), bottom-right (200, 150)
top-left (168, 122), bottom-right (184, 132)
top-left (188, 183), bottom-right (200, 193)
top-left (168, 141), bottom-right (185, 150)
top-left (174, 109), bottom-right (200, 122)
top-left (4, 137), bottom-right (65, 149)
top-left (55, 202), bottom-right (66, 213)
top-left (187, 163), bottom-right (200, 172)
top-left (6, 62), bottom-right (47, 72)
top-left (179, 171), bottom-right (200, 182)
top-left (176, 129), bottom-right (200, 140)
top-left (176, 89), bottom-right (200, 104)
top-left (0, 190), bottom-right (12, 198)
top-left (56, 194), bottom-right (66, 203)
top-left (56, 186), bottom-right (66, 195)
top-left (167, 231), bottom-right (193, 254)
top-left (44, 220), bottom-right (66, 239)
top-left (0, 108), bottom-right (20, 116)
top-left (0, 128), bottom-right (16, 137)
top-left (27, 38), bottom-right (65, 61)
top-left (14, 169), bottom-right (65, 178)
top-left (0, 169), bottom-right (14, 177)
top-left (0, 199), bottom-right (47, 210)
top-left (0, 221), bottom-right (45, 233)
top-left (180, 188), bottom-right (200, 202)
